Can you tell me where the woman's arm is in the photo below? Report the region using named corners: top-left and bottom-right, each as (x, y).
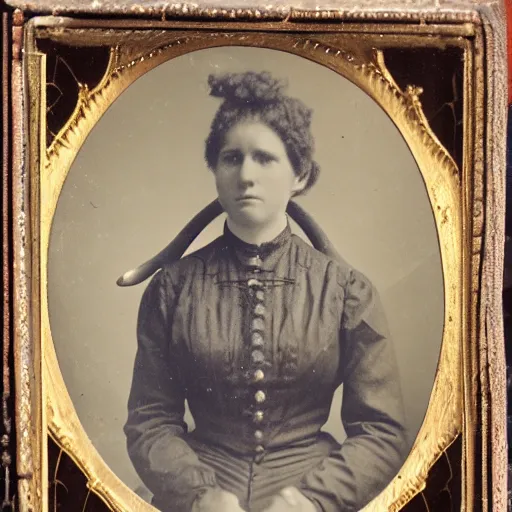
top-left (124, 268), bottom-right (220, 512)
top-left (297, 269), bottom-right (408, 512)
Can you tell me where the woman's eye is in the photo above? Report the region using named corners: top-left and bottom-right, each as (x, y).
top-left (253, 151), bottom-right (275, 165)
top-left (220, 152), bottom-right (241, 166)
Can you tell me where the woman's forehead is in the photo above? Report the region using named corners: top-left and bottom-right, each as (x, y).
top-left (221, 120), bottom-right (285, 152)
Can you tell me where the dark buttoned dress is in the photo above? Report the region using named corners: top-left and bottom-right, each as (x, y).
top-left (124, 225), bottom-right (407, 512)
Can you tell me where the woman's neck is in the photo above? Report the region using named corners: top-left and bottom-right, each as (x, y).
top-left (226, 215), bottom-right (288, 246)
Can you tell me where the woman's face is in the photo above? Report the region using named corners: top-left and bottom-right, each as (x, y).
top-left (214, 120), bottom-right (304, 230)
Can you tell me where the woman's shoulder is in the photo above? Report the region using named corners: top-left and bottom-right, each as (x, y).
top-left (138, 238), bottom-right (223, 306)
top-left (293, 236), bottom-right (384, 331)
top-left (290, 234), bottom-right (369, 290)
top-left (158, 236), bottom-right (225, 280)
top-left (292, 237), bottom-right (385, 331)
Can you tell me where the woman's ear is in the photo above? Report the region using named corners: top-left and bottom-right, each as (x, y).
top-left (291, 173), bottom-right (308, 196)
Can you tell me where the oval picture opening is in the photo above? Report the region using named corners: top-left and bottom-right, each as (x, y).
top-left (48, 46), bottom-right (444, 512)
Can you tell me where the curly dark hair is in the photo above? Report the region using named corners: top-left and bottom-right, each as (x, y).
top-left (204, 71), bottom-right (320, 196)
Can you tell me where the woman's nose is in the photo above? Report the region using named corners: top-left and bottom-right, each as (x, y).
top-left (238, 156), bottom-right (257, 185)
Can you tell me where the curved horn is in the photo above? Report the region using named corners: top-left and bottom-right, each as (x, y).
top-left (116, 199), bottom-right (223, 287)
top-left (117, 199), bottom-right (342, 287)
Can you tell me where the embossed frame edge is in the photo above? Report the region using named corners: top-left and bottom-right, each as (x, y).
top-left (42, 25), bottom-right (466, 512)
top-left (8, 2), bottom-right (507, 512)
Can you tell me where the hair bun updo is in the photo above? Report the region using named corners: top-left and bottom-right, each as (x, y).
top-left (208, 72), bottom-right (287, 103)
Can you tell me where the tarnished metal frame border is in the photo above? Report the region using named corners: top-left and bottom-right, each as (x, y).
top-left (39, 23), bottom-right (465, 512)
top-left (8, 3), bottom-right (507, 512)
top-left (2, 1), bottom-right (491, 23)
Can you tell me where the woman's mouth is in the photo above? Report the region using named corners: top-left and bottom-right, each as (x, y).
top-left (236, 195), bottom-right (262, 203)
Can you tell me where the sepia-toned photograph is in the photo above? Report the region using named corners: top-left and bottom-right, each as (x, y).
top-left (46, 46), bottom-right (444, 512)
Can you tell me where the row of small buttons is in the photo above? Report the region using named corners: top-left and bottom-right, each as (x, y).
top-left (247, 256), bottom-right (266, 454)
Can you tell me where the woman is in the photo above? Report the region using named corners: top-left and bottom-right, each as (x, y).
top-left (124, 71), bottom-right (407, 512)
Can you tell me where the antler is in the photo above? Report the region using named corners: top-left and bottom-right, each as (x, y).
top-left (116, 199), bottom-right (342, 287)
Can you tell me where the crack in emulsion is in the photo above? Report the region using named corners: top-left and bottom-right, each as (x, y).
top-left (430, 71), bottom-right (463, 165)
top-left (41, 42), bottom-right (110, 145)
top-left (48, 438), bottom-right (110, 512)
top-left (46, 54), bottom-right (80, 141)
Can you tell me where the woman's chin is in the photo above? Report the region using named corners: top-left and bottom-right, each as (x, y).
top-left (229, 210), bottom-right (269, 229)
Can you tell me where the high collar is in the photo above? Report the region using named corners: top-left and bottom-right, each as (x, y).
top-left (222, 222), bottom-right (292, 271)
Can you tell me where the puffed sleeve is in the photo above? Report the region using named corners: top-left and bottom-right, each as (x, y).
top-left (299, 268), bottom-right (408, 512)
top-left (124, 267), bottom-right (218, 512)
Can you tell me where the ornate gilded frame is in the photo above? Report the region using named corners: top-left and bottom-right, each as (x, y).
top-left (3, 1), bottom-right (507, 511)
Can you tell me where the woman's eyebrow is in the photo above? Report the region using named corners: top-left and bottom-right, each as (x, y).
top-left (219, 147), bottom-right (241, 155)
top-left (254, 148), bottom-right (279, 159)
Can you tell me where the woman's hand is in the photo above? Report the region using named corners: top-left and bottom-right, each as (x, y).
top-left (192, 488), bottom-right (246, 512)
top-left (262, 487), bottom-right (317, 512)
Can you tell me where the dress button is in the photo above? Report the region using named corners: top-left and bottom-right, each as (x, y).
top-left (251, 317), bottom-right (265, 332)
top-left (254, 390), bottom-right (266, 403)
top-left (253, 369), bottom-right (265, 382)
top-left (251, 332), bottom-right (264, 348)
top-left (253, 410), bottom-right (264, 423)
top-left (251, 350), bottom-right (265, 365)
top-left (247, 256), bottom-right (262, 269)
top-left (255, 445), bottom-right (265, 453)
top-left (248, 278), bottom-right (264, 289)
top-left (255, 290), bottom-right (265, 302)
top-left (254, 430), bottom-right (263, 441)
top-left (254, 303), bottom-right (265, 317)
